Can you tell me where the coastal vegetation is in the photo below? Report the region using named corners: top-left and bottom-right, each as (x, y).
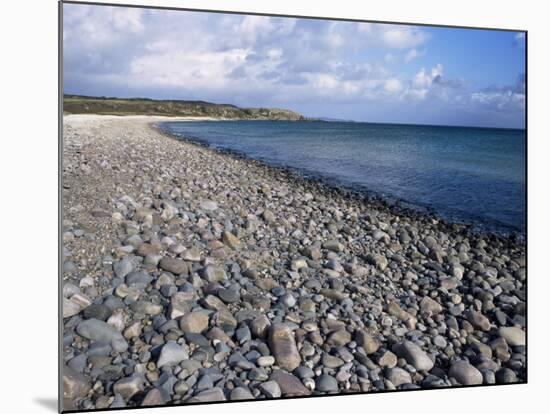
top-left (63, 95), bottom-right (307, 120)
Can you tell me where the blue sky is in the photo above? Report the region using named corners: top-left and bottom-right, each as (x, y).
top-left (63, 4), bottom-right (526, 128)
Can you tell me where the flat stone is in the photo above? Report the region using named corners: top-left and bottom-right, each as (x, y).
top-left (322, 354), bottom-right (345, 368)
top-left (169, 292), bottom-right (193, 319)
top-left (83, 304), bottom-right (112, 321)
top-left (291, 259), bottom-right (308, 270)
top-left (199, 200), bottom-right (218, 211)
top-left (213, 309), bottom-right (237, 331)
top-left (262, 210), bottom-right (276, 224)
top-left (113, 258), bottom-right (134, 278)
top-left (63, 297), bottom-right (83, 318)
top-left (496, 367), bottom-right (518, 384)
top-left (218, 288), bottom-right (240, 304)
top-left (315, 374), bottom-right (338, 392)
top-left (123, 321), bottom-right (141, 339)
top-left (202, 265), bottom-right (227, 283)
top-left (367, 253), bottom-right (388, 270)
top-left (130, 300), bottom-right (163, 316)
top-left (320, 288), bottom-right (347, 301)
top-left (295, 366), bottom-right (315, 379)
top-left (230, 387), bottom-right (254, 400)
top-left (259, 380), bottom-right (281, 398)
top-left (159, 257), bottom-right (188, 275)
top-left (393, 340), bottom-right (434, 371)
top-left (235, 325), bottom-right (251, 344)
top-left (63, 365), bottom-right (91, 399)
top-left (373, 229), bottom-right (391, 242)
top-left (268, 323), bottom-right (301, 372)
top-left (125, 271), bottom-right (152, 288)
top-left (280, 293), bottom-right (297, 307)
top-left (324, 240), bottom-right (344, 253)
top-left (440, 277), bottom-right (460, 290)
top-left (113, 375), bottom-right (144, 400)
top-left (137, 243), bottom-right (160, 257)
top-left (248, 367), bottom-right (268, 381)
top-left (420, 296), bottom-right (443, 314)
top-left (196, 374), bottom-right (214, 391)
top-left (378, 351), bottom-right (398, 368)
top-left (386, 367), bottom-right (412, 386)
top-left (157, 341), bottom-right (189, 368)
top-left (63, 282), bottom-right (81, 299)
top-left (388, 302), bottom-right (417, 329)
top-left (269, 369), bottom-right (311, 396)
top-left (433, 335), bottom-right (447, 348)
top-left (499, 327), bottom-right (525, 347)
top-left (355, 330), bottom-right (379, 354)
top-left (327, 329), bottom-right (352, 347)
top-left (304, 246), bottom-right (322, 260)
top-left (76, 318), bottom-right (128, 353)
top-left (68, 354), bottom-right (87, 373)
top-left (222, 230), bottom-right (242, 249)
top-left (228, 352), bottom-right (255, 370)
top-left (449, 360), bottom-right (483, 385)
top-left (179, 311), bottom-right (210, 334)
top-left (250, 315), bottom-right (271, 339)
top-left (466, 310), bottom-right (491, 331)
top-left (70, 293), bottom-right (92, 309)
top-left (141, 388), bottom-right (164, 406)
top-left (257, 355), bottom-right (276, 367)
top-left (203, 295), bottom-right (227, 312)
top-left (181, 247), bottom-right (201, 262)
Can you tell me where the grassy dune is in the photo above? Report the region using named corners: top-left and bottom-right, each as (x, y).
top-left (63, 95), bottom-right (306, 120)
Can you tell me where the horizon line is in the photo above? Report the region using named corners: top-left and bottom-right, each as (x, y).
top-left (63, 93), bottom-right (525, 131)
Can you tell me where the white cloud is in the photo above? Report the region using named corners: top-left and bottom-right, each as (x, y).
top-left (236, 16), bottom-right (274, 43)
top-left (62, 4), bottom-right (524, 127)
top-left (470, 90), bottom-right (525, 111)
top-left (64, 5), bottom-right (145, 47)
top-left (404, 48), bottom-right (424, 63)
top-left (396, 63), bottom-right (463, 101)
top-left (384, 78), bottom-right (403, 93)
top-left (65, 5), bottom-right (430, 104)
top-left (379, 25), bottom-right (428, 49)
top-left (357, 22), bottom-right (373, 33)
top-left (130, 48), bottom-right (250, 90)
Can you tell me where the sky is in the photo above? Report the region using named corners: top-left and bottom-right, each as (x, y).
top-left (63, 4), bottom-right (526, 128)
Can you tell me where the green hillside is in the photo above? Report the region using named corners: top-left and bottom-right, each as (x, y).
top-left (63, 95), bottom-right (307, 121)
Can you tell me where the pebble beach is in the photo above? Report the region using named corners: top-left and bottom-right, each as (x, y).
top-left (62, 114), bottom-right (526, 410)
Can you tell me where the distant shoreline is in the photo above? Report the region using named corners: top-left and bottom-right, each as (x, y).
top-left (63, 95), bottom-right (308, 121)
top-left (63, 94), bottom-right (525, 130)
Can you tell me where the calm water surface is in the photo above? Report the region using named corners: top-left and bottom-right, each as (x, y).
top-left (159, 121), bottom-right (526, 234)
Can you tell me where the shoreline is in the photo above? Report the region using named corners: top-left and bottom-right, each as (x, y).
top-left (62, 114), bottom-right (526, 410)
top-left (152, 120), bottom-right (525, 242)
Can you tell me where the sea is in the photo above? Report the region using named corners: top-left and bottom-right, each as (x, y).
top-left (158, 120), bottom-right (526, 235)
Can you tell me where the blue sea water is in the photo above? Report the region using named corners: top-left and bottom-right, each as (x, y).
top-left (158, 121), bottom-right (526, 234)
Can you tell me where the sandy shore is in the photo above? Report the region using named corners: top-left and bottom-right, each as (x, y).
top-left (62, 114), bottom-right (526, 410)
